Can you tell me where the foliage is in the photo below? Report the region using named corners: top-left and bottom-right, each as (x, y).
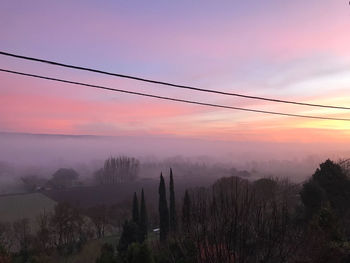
top-left (132, 193), bottom-right (139, 224)
top-left (48, 168), bottom-right (79, 189)
top-left (2, 159), bottom-right (350, 262)
top-left (169, 169), bottom-right (177, 233)
top-left (181, 190), bottom-right (191, 233)
top-left (139, 189), bottom-right (148, 243)
top-left (158, 173), bottom-right (169, 241)
top-left (300, 180), bottom-right (327, 219)
top-left (127, 242), bottom-right (154, 263)
top-left (96, 243), bottom-right (117, 263)
top-left (50, 202), bottom-right (90, 253)
top-left (87, 205), bottom-right (109, 238)
top-left (117, 221), bottom-right (139, 258)
top-left (301, 159), bottom-right (350, 219)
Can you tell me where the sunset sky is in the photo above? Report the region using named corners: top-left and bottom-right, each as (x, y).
top-left (1, 0), bottom-right (350, 144)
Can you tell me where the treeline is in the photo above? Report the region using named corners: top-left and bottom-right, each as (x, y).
top-left (103, 160), bottom-right (350, 263)
top-left (0, 202), bottom-right (94, 262)
top-left (20, 156), bottom-right (140, 192)
top-left (21, 168), bottom-right (80, 191)
top-left (94, 157), bottom-right (140, 185)
top-left (1, 159), bottom-right (350, 262)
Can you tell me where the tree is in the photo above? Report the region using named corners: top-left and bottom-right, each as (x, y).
top-left (96, 243), bottom-right (117, 263)
top-left (158, 173), bottom-right (169, 241)
top-left (0, 246), bottom-right (11, 263)
top-left (96, 156), bottom-right (140, 185)
top-left (127, 242), bottom-right (154, 263)
top-left (139, 189), bottom-right (148, 243)
top-left (50, 202), bottom-right (87, 252)
top-left (21, 175), bottom-right (47, 192)
top-left (169, 168), bottom-right (177, 233)
top-left (87, 205), bottom-right (109, 238)
top-left (0, 222), bottom-right (13, 254)
top-left (48, 168), bottom-right (79, 189)
top-left (301, 159), bottom-right (350, 219)
top-left (300, 180), bottom-right (327, 219)
top-left (117, 220), bottom-right (139, 257)
top-left (13, 218), bottom-right (32, 261)
top-left (35, 211), bottom-right (53, 252)
top-left (312, 159), bottom-right (350, 216)
top-left (182, 190), bottom-right (191, 232)
top-left (132, 192), bottom-right (139, 224)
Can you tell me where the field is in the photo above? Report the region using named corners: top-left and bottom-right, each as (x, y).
top-left (0, 192), bottom-right (56, 227)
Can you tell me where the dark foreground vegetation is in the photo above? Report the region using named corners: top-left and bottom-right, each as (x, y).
top-left (0, 158), bottom-right (349, 262)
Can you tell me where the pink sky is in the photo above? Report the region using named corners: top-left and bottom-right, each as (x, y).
top-left (0, 0), bottom-right (349, 145)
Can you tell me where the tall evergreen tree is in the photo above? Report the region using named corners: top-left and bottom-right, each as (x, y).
top-left (139, 188), bottom-right (148, 242)
top-left (182, 190), bottom-right (191, 232)
top-left (169, 168), bottom-right (177, 233)
top-left (132, 192), bottom-right (139, 223)
top-left (158, 173), bottom-right (169, 241)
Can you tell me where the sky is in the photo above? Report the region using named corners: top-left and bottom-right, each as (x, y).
top-left (1, 0), bottom-right (350, 145)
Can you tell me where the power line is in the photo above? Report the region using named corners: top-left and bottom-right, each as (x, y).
top-left (1, 68), bottom-right (349, 121)
top-left (0, 50), bottom-right (349, 111)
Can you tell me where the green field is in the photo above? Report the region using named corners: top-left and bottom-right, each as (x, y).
top-left (0, 192), bottom-right (56, 225)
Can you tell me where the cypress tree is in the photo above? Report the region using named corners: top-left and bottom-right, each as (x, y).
top-left (158, 173), bottom-right (169, 241)
top-left (139, 188), bottom-right (148, 242)
top-left (132, 192), bottom-right (139, 223)
top-left (169, 168), bottom-right (177, 233)
top-left (182, 190), bottom-right (191, 232)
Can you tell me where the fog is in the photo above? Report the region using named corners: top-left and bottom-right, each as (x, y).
top-left (0, 132), bottom-right (349, 193)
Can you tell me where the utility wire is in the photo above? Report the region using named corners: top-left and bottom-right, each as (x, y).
top-left (1, 68), bottom-right (349, 121)
top-left (0, 50), bottom-right (349, 110)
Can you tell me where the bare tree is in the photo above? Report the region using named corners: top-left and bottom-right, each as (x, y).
top-left (50, 202), bottom-right (88, 252)
top-left (87, 205), bottom-right (109, 238)
top-left (177, 176), bottom-right (302, 263)
top-left (35, 211), bottom-right (53, 253)
top-left (12, 218), bottom-right (32, 254)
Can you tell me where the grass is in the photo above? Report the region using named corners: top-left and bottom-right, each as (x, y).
top-left (0, 192), bottom-right (56, 229)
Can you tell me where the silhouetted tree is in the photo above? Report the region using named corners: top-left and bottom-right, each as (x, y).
top-left (13, 218), bottom-right (32, 260)
top-left (0, 222), bottom-right (13, 253)
top-left (312, 159), bottom-right (350, 216)
top-left (50, 202), bottom-right (87, 252)
top-left (127, 242), bottom-right (154, 263)
top-left (48, 168), bottom-right (79, 189)
top-left (169, 168), bottom-right (177, 233)
top-left (182, 190), bottom-right (191, 232)
top-left (301, 159), bottom-right (350, 219)
top-left (96, 243), bottom-right (117, 263)
top-left (158, 173), bottom-right (169, 241)
top-left (35, 211), bottom-right (52, 252)
top-left (87, 205), bottom-right (109, 238)
top-left (117, 220), bottom-right (139, 258)
top-left (178, 176), bottom-right (302, 263)
top-left (132, 192), bottom-right (139, 223)
top-left (139, 189), bottom-right (148, 243)
top-left (96, 156), bottom-right (139, 185)
top-left (300, 180), bottom-right (327, 219)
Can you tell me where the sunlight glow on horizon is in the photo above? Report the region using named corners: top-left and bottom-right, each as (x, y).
top-left (0, 0), bottom-right (349, 145)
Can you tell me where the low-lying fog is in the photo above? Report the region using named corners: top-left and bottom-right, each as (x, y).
top-left (0, 132), bottom-right (349, 193)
